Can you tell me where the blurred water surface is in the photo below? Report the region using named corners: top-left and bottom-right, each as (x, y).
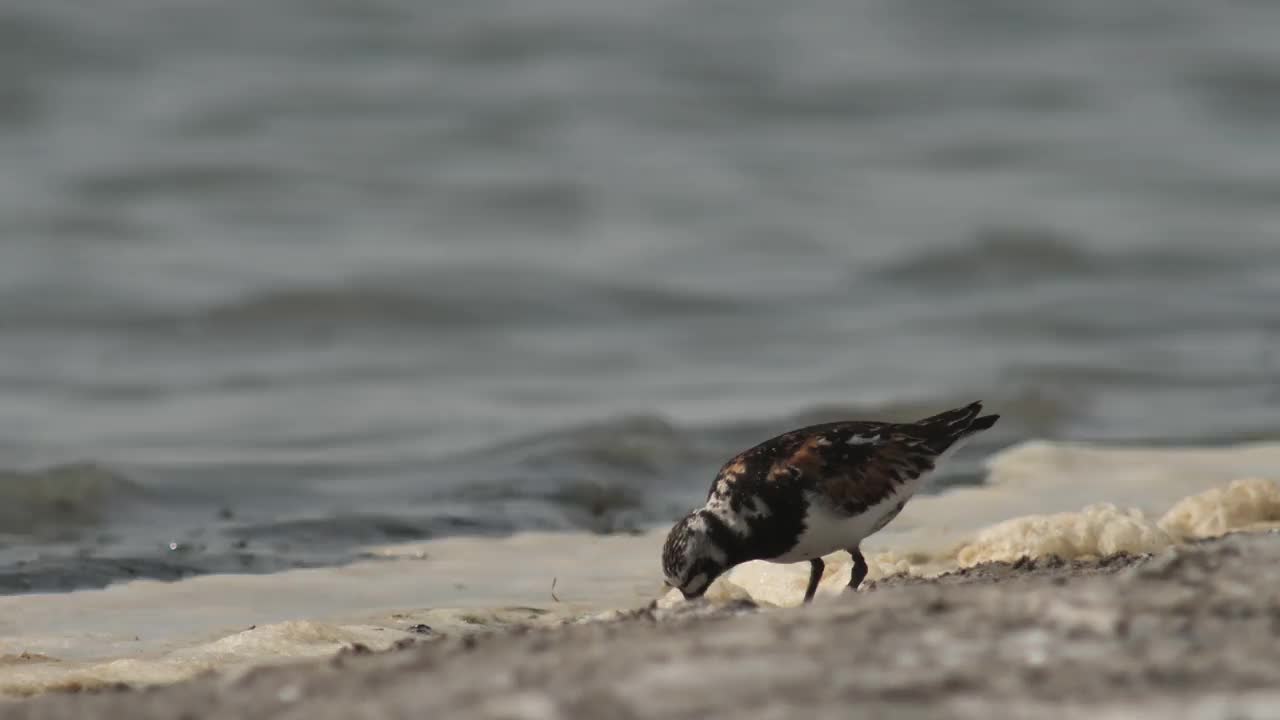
top-left (1, 0), bottom-right (1278, 592)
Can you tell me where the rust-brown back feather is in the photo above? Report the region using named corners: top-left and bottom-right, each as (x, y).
top-left (707, 402), bottom-right (997, 517)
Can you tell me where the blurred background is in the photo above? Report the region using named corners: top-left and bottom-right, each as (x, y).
top-left (0, 0), bottom-right (1277, 593)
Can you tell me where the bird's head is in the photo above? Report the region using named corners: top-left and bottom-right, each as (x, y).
top-left (661, 510), bottom-right (731, 600)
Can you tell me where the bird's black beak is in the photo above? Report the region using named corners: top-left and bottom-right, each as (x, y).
top-left (680, 585), bottom-right (710, 601)
top-left (665, 579), bottom-right (704, 601)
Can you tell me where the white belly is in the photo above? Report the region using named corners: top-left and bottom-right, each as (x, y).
top-left (767, 482), bottom-right (919, 564)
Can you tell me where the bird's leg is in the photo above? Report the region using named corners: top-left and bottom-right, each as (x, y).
top-left (847, 547), bottom-right (868, 591)
top-left (803, 557), bottom-right (824, 603)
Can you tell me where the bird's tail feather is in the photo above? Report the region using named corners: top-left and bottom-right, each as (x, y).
top-left (914, 401), bottom-right (1000, 453)
top-left (915, 401), bottom-right (984, 428)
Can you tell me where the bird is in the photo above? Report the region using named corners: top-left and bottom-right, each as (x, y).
top-left (662, 401), bottom-right (999, 604)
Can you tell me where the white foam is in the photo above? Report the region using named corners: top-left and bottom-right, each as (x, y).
top-left (1159, 477), bottom-right (1280, 539)
top-left (952, 503), bottom-right (1174, 567)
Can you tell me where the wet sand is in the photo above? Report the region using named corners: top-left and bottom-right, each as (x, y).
top-left (4, 530), bottom-right (1279, 719)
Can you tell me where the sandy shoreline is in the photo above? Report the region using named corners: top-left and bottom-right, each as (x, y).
top-left (4, 529), bottom-right (1279, 719)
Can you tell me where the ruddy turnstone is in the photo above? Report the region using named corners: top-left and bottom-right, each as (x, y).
top-left (662, 401), bottom-right (999, 603)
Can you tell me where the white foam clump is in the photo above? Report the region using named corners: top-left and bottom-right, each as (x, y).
top-left (953, 503), bottom-right (1173, 567)
top-left (957, 476), bottom-right (1280, 568)
top-left (1159, 477), bottom-right (1280, 538)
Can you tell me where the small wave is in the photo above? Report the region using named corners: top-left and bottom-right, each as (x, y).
top-left (0, 463), bottom-right (140, 538)
top-left (0, 268), bottom-right (743, 336)
top-left (199, 286), bottom-right (468, 331)
top-left (875, 225), bottom-right (1248, 288)
top-left (876, 226), bottom-right (1096, 286)
top-left (438, 414), bottom-right (710, 533)
top-left (496, 414), bottom-right (701, 475)
top-left (1180, 54), bottom-right (1280, 127)
top-left (71, 163), bottom-right (290, 202)
top-left (227, 513), bottom-right (491, 546)
top-left (186, 270), bottom-right (741, 336)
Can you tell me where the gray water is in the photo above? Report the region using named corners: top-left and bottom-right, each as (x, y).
top-left (1, 0), bottom-right (1278, 593)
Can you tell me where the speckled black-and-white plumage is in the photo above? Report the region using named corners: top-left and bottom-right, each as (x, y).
top-left (662, 402), bottom-right (999, 603)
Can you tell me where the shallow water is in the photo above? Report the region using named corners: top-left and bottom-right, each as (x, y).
top-left (1, 0), bottom-right (1280, 591)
